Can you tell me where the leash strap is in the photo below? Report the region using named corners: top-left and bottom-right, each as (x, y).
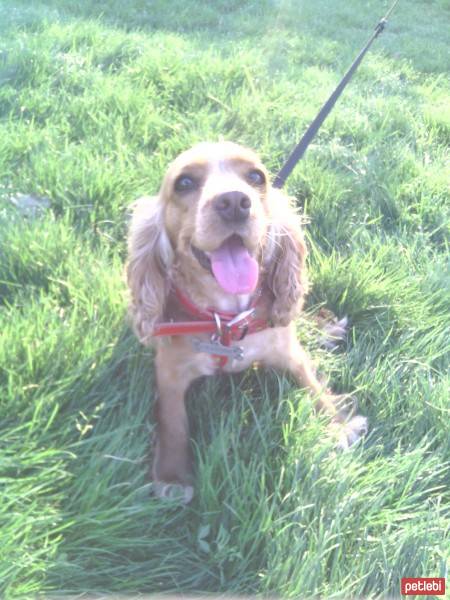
top-left (273, 0), bottom-right (400, 189)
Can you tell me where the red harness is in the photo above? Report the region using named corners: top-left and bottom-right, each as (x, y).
top-left (152, 287), bottom-right (269, 367)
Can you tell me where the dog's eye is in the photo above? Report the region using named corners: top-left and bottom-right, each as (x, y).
top-left (174, 174), bottom-right (197, 193)
top-left (247, 169), bottom-right (266, 186)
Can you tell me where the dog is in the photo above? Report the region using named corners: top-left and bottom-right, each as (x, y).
top-left (126, 141), bottom-right (367, 502)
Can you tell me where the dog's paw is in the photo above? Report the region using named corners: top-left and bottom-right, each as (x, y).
top-left (152, 481), bottom-right (194, 504)
top-left (315, 308), bottom-right (349, 351)
top-left (329, 415), bottom-right (368, 450)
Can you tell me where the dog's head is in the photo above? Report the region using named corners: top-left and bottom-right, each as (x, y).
top-left (160, 141), bottom-right (271, 296)
top-left (127, 141), bottom-right (308, 343)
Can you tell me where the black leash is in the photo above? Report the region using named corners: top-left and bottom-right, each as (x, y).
top-left (273, 0), bottom-right (400, 189)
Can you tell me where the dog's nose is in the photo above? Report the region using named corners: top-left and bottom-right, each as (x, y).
top-left (215, 191), bottom-right (251, 223)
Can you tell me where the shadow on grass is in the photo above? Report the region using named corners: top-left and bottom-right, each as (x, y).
top-left (5, 0), bottom-right (447, 73)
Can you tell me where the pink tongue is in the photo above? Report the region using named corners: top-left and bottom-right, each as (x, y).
top-left (210, 236), bottom-right (259, 295)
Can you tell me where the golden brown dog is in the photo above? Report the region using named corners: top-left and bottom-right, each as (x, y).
top-left (127, 141), bottom-right (367, 502)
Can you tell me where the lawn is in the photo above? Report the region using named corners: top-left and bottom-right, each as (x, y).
top-left (0, 0), bottom-right (449, 597)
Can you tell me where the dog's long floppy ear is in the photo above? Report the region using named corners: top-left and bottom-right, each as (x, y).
top-left (126, 196), bottom-right (173, 345)
top-left (263, 188), bottom-right (309, 326)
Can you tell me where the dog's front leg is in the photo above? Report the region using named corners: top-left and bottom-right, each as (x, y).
top-left (262, 325), bottom-right (368, 448)
top-left (152, 341), bottom-right (203, 503)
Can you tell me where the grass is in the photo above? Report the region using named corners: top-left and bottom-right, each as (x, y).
top-left (0, 0), bottom-right (449, 597)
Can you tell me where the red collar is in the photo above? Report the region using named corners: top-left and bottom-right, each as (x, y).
top-left (152, 286), bottom-right (269, 368)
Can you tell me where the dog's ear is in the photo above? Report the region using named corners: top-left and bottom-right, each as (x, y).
top-left (263, 188), bottom-right (308, 326)
top-left (126, 196), bottom-right (173, 344)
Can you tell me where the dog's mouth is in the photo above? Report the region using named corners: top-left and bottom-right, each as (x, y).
top-left (191, 234), bottom-right (259, 295)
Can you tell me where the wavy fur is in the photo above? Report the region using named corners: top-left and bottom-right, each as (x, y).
top-left (126, 196), bottom-right (173, 344)
top-left (264, 189), bottom-right (308, 326)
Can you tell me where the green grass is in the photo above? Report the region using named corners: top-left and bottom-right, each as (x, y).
top-left (0, 0), bottom-right (449, 597)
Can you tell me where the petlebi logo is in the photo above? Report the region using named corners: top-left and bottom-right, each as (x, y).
top-left (401, 577), bottom-right (446, 596)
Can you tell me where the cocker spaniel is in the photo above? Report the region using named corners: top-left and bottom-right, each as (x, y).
top-left (127, 141), bottom-right (367, 503)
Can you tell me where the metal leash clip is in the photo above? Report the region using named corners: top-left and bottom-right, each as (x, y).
top-left (225, 307), bottom-right (255, 329)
